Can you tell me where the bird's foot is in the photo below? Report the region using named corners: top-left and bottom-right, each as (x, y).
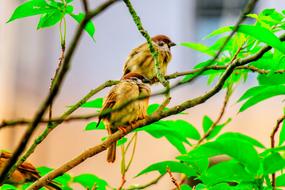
top-left (118, 126), bottom-right (127, 134)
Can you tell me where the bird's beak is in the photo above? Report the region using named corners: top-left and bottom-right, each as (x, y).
top-left (169, 42), bottom-right (176, 47)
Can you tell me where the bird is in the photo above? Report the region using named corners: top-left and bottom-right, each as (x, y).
top-left (97, 72), bottom-right (151, 163)
top-left (0, 151), bottom-right (62, 190)
top-left (123, 34), bottom-right (176, 83)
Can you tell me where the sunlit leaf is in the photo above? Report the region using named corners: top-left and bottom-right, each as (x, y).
top-left (217, 132), bottom-right (265, 148)
top-left (181, 184), bottom-right (192, 190)
top-left (200, 161), bottom-right (253, 185)
top-left (147, 103), bottom-right (169, 115)
top-left (238, 85), bottom-right (285, 112)
top-left (69, 12), bottom-right (96, 39)
top-left (202, 116), bottom-right (231, 140)
top-left (85, 121), bottom-right (105, 131)
top-left (180, 42), bottom-right (216, 56)
top-left (204, 26), bottom-right (233, 39)
top-left (262, 152), bottom-right (285, 174)
top-left (81, 98), bottom-right (103, 108)
top-left (73, 173), bottom-right (108, 190)
top-left (188, 139), bottom-right (260, 173)
top-left (276, 173), bottom-right (285, 187)
top-left (136, 161), bottom-right (196, 177)
top-left (37, 10), bottom-right (63, 29)
top-left (0, 184), bottom-right (17, 190)
top-left (8, 0), bottom-right (54, 22)
top-left (137, 120), bottom-right (200, 153)
top-left (37, 166), bottom-right (71, 186)
top-left (237, 25), bottom-right (285, 54)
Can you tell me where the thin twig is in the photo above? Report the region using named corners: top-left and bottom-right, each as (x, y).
top-left (195, 42), bottom-right (243, 145)
top-left (270, 114), bottom-right (285, 188)
top-left (125, 133), bottom-right (138, 172)
top-left (0, 0), bottom-right (118, 183)
top-left (82, 0), bottom-right (89, 13)
top-left (118, 145), bottom-right (127, 190)
top-left (196, 87), bottom-right (231, 146)
top-left (167, 167), bottom-right (181, 190)
top-left (126, 175), bottom-right (164, 190)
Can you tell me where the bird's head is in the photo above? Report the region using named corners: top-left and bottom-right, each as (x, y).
top-left (152, 35), bottom-right (176, 49)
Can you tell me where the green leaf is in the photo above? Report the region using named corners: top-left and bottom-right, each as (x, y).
top-left (147, 103), bottom-right (169, 115)
top-left (73, 173), bottom-right (108, 190)
top-left (117, 137), bottom-right (127, 146)
top-left (37, 10), bottom-right (63, 29)
top-left (202, 116), bottom-right (213, 133)
top-left (279, 120), bottom-right (285, 146)
top-left (37, 166), bottom-right (71, 186)
top-left (84, 121), bottom-right (105, 131)
top-left (237, 25), bottom-right (285, 54)
top-left (137, 120), bottom-right (200, 153)
top-left (81, 98), bottom-right (103, 108)
top-left (200, 161), bottom-right (254, 185)
top-left (0, 184), bottom-right (17, 190)
top-left (202, 116), bottom-right (231, 140)
top-left (176, 156), bottom-right (209, 174)
top-left (136, 161), bottom-right (196, 177)
top-left (8, 0), bottom-right (54, 23)
top-left (217, 132), bottom-right (265, 148)
top-left (181, 184), bottom-right (192, 190)
top-left (238, 85), bottom-right (285, 112)
top-left (188, 139), bottom-right (260, 173)
top-left (69, 13), bottom-right (96, 39)
top-left (262, 152), bottom-right (285, 174)
top-left (204, 26), bottom-right (233, 39)
top-left (276, 173), bottom-right (285, 187)
top-left (180, 42), bottom-right (216, 56)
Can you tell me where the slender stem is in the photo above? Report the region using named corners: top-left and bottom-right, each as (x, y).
top-left (118, 145), bottom-right (126, 190)
top-left (167, 167), bottom-right (181, 190)
top-left (270, 114), bottom-right (285, 188)
top-left (126, 175), bottom-right (164, 190)
top-left (125, 133), bottom-right (138, 172)
top-left (82, 0), bottom-right (89, 13)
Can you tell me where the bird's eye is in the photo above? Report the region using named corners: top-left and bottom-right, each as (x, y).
top-left (158, 41), bottom-right (164, 46)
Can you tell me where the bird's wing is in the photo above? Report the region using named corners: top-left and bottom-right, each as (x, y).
top-left (99, 85), bottom-right (118, 120)
top-left (123, 43), bottom-right (149, 75)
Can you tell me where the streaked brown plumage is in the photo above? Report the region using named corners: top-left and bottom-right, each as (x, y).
top-left (123, 35), bottom-right (176, 82)
top-left (0, 151), bottom-right (61, 190)
top-left (97, 73), bottom-right (151, 163)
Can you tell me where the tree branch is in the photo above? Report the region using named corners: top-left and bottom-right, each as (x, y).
top-left (0, 0), bottom-right (118, 183)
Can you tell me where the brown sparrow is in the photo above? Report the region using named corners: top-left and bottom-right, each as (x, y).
top-left (0, 151), bottom-right (61, 190)
top-left (97, 73), bottom-right (151, 163)
top-left (123, 35), bottom-right (176, 82)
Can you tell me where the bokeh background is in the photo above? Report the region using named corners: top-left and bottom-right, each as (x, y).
top-left (1, 0), bottom-right (285, 189)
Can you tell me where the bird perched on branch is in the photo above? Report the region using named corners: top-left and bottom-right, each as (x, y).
top-left (0, 151), bottom-right (61, 190)
top-left (123, 34), bottom-right (176, 83)
top-left (97, 73), bottom-right (151, 163)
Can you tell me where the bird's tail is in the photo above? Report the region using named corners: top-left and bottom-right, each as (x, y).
top-left (107, 142), bottom-right (116, 163)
